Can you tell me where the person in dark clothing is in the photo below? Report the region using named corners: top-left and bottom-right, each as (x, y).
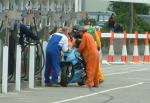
top-left (108, 13), bottom-right (115, 32)
top-left (115, 24), bottom-right (124, 33)
top-left (49, 27), bottom-right (58, 35)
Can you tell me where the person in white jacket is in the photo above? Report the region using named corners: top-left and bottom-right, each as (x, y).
top-left (45, 27), bottom-right (70, 86)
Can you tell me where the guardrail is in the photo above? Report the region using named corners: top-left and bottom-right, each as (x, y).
top-left (101, 33), bottom-right (150, 39)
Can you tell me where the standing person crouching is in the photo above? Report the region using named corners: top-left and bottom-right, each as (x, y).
top-left (45, 27), bottom-right (71, 86)
top-left (76, 27), bottom-right (100, 88)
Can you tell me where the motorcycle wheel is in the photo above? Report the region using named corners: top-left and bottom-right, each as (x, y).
top-left (60, 65), bottom-right (69, 87)
top-left (77, 76), bottom-right (86, 86)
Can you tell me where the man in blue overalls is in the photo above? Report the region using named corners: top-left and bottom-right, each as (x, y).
top-left (45, 28), bottom-right (69, 86)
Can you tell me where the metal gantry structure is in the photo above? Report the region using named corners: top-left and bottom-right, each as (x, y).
top-left (0, 0), bottom-right (83, 94)
top-left (0, 0), bottom-right (83, 30)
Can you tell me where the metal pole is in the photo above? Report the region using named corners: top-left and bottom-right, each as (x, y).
top-left (78, 0), bottom-right (82, 12)
top-left (128, 3), bottom-right (134, 54)
top-left (2, 46), bottom-right (8, 94)
top-left (75, 0), bottom-right (79, 12)
top-left (2, 16), bottom-right (9, 94)
top-left (15, 22), bottom-right (21, 92)
top-left (81, 0), bottom-right (86, 11)
top-left (50, 0), bottom-right (55, 12)
top-left (33, 0), bottom-right (39, 10)
top-left (12, 0), bottom-right (16, 11)
top-left (15, 45), bottom-right (21, 91)
top-left (41, 41), bottom-right (48, 86)
top-left (46, 0), bottom-right (50, 11)
top-left (5, 0), bottom-right (10, 10)
top-left (29, 45), bottom-right (35, 89)
top-left (19, 0), bottom-right (24, 11)
top-left (129, 3), bottom-right (134, 33)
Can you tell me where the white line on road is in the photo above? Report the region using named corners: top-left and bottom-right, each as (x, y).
top-left (106, 77), bottom-right (150, 81)
top-left (105, 68), bottom-right (148, 76)
top-left (52, 82), bottom-right (144, 103)
top-left (104, 66), bottom-right (136, 70)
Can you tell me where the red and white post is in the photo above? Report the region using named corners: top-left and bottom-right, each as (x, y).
top-left (107, 32), bottom-right (115, 62)
top-left (132, 32), bottom-right (139, 63)
top-left (121, 31), bottom-right (128, 63)
top-left (143, 32), bottom-right (150, 63)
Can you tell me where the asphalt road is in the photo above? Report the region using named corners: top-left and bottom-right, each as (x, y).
top-left (0, 64), bottom-right (150, 103)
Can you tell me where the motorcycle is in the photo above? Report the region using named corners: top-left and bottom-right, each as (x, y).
top-left (60, 48), bottom-right (86, 87)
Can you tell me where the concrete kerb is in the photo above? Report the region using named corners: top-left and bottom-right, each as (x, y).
top-left (108, 61), bottom-right (126, 65)
top-left (102, 59), bottom-right (147, 65)
top-left (128, 61), bottom-right (145, 64)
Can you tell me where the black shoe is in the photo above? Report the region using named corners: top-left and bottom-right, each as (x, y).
top-left (45, 83), bottom-right (52, 87)
top-left (45, 82), bottom-right (60, 87)
top-left (51, 83), bottom-right (60, 87)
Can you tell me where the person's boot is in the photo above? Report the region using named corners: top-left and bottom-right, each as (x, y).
top-left (45, 82), bottom-right (52, 87)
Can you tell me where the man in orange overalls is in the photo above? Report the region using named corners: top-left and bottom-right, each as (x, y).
top-left (77, 27), bottom-right (99, 88)
top-left (95, 27), bottom-right (104, 82)
top-left (83, 21), bottom-right (104, 83)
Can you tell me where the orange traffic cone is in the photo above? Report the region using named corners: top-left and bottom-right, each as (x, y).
top-left (132, 32), bottom-right (139, 63)
top-left (121, 31), bottom-right (128, 62)
top-left (107, 32), bottom-right (115, 62)
top-left (143, 32), bottom-right (150, 63)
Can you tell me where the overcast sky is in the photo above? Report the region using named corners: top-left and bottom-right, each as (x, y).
top-left (85, 0), bottom-right (110, 12)
top-left (85, 0), bottom-right (150, 12)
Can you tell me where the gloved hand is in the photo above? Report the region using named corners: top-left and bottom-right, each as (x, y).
top-left (68, 48), bottom-right (72, 53)
top-left (99, 48), bottom-right (102, 62)
top-left (75, 38), bottom-right (82, 48)
top-left (97, 47), bottom-right (100, 51)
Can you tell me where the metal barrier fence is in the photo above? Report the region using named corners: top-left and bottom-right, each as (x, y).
top-left (0, 32), bottom-right (150, 94)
